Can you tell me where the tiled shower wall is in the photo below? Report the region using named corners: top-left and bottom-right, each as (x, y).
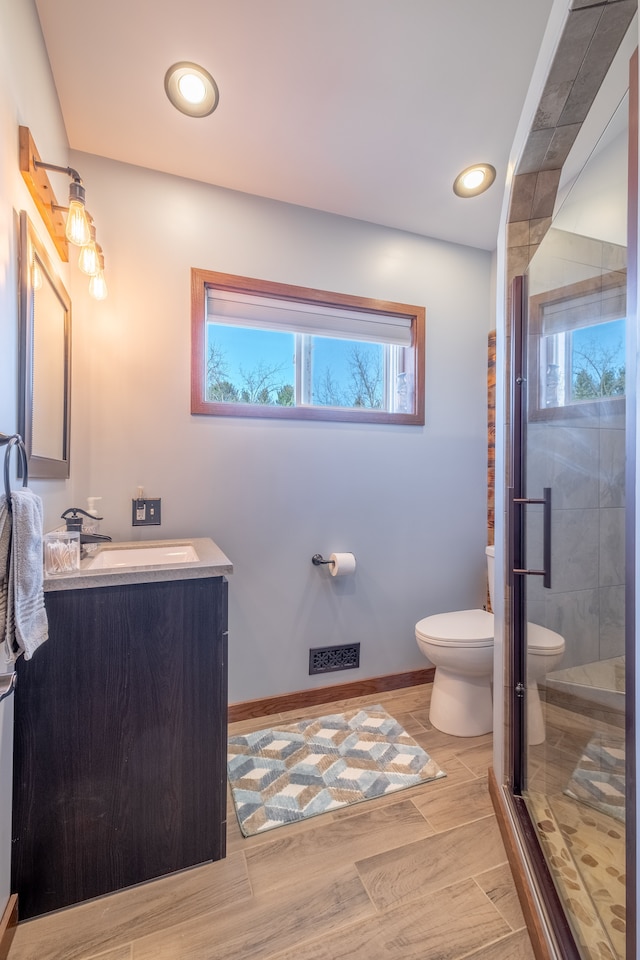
top-left (526, 407), bottom-right (625, 670)
top-left (525, 231), bottom-right (626, 670)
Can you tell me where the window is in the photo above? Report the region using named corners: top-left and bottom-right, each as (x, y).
top-left (191, 270), bottom-right (425, 424)
top-left (528, 272), bottom-right (626, 420)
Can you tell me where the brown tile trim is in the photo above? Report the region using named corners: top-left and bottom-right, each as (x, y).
top-left (488, 768), bottom-right (581, 960)
top-left (506, 0), bottom-right (635, 282)
top-left (488, 769), bottom-right (551, 960)
top-left (0, 895), bottom-right (17, 960)
top-left (228, 668), bottom-right (435, 722)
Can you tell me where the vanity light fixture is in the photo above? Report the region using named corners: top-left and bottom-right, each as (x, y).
top-left (453, 163), bottom-right (497, 198)
top-left (164, 61), bottom-right (219, 118)
top-left (19, 126), bottom-right (108, 299)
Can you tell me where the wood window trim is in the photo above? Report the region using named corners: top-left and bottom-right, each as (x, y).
top-left (191, 268), bottom-right (425, 425)
top-left (527, 270), bottom-right (626, 422)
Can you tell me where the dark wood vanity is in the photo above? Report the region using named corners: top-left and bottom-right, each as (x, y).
top-left (11, 540), bottom-right (230, 919)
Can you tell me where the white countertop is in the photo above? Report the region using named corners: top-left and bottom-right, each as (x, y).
top-left (43, 537), bottom-right (233, 592)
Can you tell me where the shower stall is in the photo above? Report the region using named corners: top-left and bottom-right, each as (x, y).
top-left (495, 5), bottom-right (637, 959)
top-left (511, 215), bottom-right (628, 957)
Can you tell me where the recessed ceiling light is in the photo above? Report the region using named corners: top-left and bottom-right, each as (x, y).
top-left (164, 62), bottom-right (219, 118)
top-left (453, 163), bottom-right (497, 198)
top-left (179, 73), bottom-right (207, 105)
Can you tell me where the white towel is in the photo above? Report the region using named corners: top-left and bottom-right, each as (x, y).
top-left (5, 489), bottom-right (48, 661)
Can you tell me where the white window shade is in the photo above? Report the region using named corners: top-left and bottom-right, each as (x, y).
top-left (206, 289), bottom-right (413, 346)
top-left (541, 286), bottom-right (626, 335)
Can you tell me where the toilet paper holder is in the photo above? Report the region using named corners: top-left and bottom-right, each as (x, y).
top-left (312, 552), bottom-right (357, 577)
top-left (311, 554), bottom-right (334, 566)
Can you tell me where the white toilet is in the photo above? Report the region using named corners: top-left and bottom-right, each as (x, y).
top-left (526, 622), bottom-right (565, 745)
top-left (415, 603), bottom-right (494, 738)
top-left (485, 545), bottom-right (565, 746)
top-left (415, 546), bottom-right (565, 741)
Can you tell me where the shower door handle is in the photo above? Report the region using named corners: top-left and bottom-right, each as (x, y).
top-left (512, 487), bottom-right (551, 589)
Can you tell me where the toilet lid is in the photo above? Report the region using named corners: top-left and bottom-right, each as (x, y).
top-left (415, 609), bottom-right (494, 646)
top-left (527, 622), bottom-right (564, 655)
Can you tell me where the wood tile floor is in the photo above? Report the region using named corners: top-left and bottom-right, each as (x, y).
top-left (9, 683), bottom-right (535, 960)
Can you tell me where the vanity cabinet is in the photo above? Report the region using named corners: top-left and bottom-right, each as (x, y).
top-left (12, 574), bottom-right (228, 919)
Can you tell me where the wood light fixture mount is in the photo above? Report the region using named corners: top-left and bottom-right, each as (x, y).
top-left (19, 126), bottom-right (108, 298)
top-left (19, 125), bottom-right (70, 262)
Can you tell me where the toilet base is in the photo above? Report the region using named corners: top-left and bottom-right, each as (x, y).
top-left (527, 680), bottom-right (545, 745)
top-left (429, 667), bottom-right (493, 737)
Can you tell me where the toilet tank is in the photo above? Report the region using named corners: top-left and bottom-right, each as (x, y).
top-left (485, 544), bottom-right (495, 610)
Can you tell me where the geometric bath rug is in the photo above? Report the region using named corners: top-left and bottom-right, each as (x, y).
top-left (227, 704), bottom-right (446, 837)
top-left (564, 731), bottom-right (626, 823)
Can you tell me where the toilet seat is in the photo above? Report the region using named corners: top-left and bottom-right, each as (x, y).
top-left (415, 609), bottom-right (494, 647)
top-left (527, 622), bottom-right (564, 655)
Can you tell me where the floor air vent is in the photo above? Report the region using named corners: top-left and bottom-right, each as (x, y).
top-left (309, 643), bottom-right (360, 675)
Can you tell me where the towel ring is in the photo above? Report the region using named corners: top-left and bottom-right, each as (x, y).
top-left (1, 433), bottom-right (29, 508)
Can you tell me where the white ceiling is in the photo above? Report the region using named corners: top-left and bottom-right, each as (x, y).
top-left (34, 0), bottom-right (555, 251)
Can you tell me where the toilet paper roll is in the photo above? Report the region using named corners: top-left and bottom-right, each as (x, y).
top-left (329, 552), bottom-right (356, 577)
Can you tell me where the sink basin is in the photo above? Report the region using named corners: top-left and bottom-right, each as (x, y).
top-left (86, 543), bottom-right (200, 569)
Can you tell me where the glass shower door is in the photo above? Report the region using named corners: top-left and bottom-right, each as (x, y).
top-left (514, 95), bottom-right (628, 956)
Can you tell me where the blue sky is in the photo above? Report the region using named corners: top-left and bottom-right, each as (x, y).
top-left (208, 325), bottom-right (294, 385)
top-left (206, 323), bottom-right (383, 402)
top-left (571, 317), bottom-right (625, 369)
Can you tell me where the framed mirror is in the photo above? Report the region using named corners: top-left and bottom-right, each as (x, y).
top-left (18, 211), bottom-right (71, 479)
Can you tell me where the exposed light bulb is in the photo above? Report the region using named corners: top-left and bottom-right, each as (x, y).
top-left (89, 269), bottom-right (108, 300)
top-left (78, 224), bottom-right (99, 276)
top-left (79, 242), bottom-right (99, 276)
top-left (65, 179), bottom-right (91, 246)
top-left (66, 198), bottom-right (91, 246)
top-left (89, 245), bottom-right (107, 299)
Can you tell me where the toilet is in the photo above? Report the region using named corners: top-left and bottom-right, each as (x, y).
top-left (415, 607), bottom-right (494, 737)
top-left (526, 622), bottom-right (565, 745)
top-left (485, 545), bottom-right (565, 746)
top-left (415, 545), bottom-right (565, 741)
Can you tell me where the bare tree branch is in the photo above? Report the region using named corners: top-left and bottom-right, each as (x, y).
top-left (348, 346), bottom-right (382, 408)
top-left (239, 361), bottom-right (286, 404)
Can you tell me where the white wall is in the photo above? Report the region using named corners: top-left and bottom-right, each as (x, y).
top-left (0, 0), bottom-right (492, 922)
top-left (0, 0), bottom-right (77, 516)
top-left (66, 153), bottom-right (493, 703)
top-left (0, 0), bottom-right (74, 920)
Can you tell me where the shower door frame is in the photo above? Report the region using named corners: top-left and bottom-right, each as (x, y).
top-left (625, 44), bottom-right (637, 960)
top-left (505, 50), bottom-right (638, 957)
top-left (507, 275), bottom-right (583, 960)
